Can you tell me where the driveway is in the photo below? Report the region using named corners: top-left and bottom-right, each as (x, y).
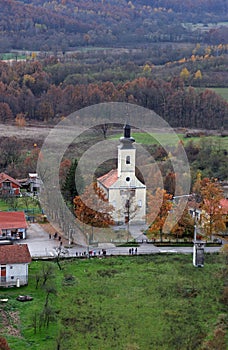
top-left (24, 223), bottom-right (59, 258)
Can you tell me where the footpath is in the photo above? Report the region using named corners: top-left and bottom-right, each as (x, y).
top-left (20, 223), bottom-right (222, 259)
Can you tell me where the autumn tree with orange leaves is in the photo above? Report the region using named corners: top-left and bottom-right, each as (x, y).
top-left (147, 188), bottom-right (172, 241)
top-left (74, 183), bottom-right (114, 230)
top-left (200, 178), bottom-right (226, 240)
top-left (171, 207), bottom-right (194, 241)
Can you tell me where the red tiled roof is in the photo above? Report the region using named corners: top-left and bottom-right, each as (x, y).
top-left (97, 169), bottom-right (118, 189)
top-left (0, 211), bottom-right (28, 229)
top-left (0, 244), bottom-right (31, 264)
top-left (0, 173), bottom-right (21, 187)
top-left (188, 198), bottom-right (228, 214)
top-left (220, 199), bottom-right (228, 214)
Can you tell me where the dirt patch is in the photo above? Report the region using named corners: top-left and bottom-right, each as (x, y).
top-left (0, 309), bottom-right (22, 338)
top-left (0, 123), bottom-right (52, 141)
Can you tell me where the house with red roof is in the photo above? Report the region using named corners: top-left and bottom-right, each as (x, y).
top-left (97, 124), bottom-right (146, 225)
top-left (220, 198), bottom-right (228, 232)
top-left (0, 172), bottom-right (21, 196)
top-left (0, 244), bottom-right (31, 287)
top-left (0, 211), bottom-right (28, 240)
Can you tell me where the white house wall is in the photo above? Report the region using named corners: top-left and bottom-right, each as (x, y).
top-left (6, 263), bottom-right (29, 285)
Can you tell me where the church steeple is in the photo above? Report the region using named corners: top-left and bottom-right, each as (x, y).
top-left (98, 122), bottom-right (146, 225)
top-left (124, 123), bottom-right (131, 138)
top-left (118, 124), bottom-right (136, 178)
top-left (119, 123), bottom-right (135, 147)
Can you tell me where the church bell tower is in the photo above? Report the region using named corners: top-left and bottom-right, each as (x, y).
top-left (118, 124), bottom-right (136, 181)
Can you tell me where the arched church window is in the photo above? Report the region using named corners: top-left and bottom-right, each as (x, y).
top-left (126, 156), bottom-right (130, 164)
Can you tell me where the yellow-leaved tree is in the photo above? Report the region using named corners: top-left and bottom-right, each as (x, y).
top-left (147, 188), bottom-right (172, 241)
top-left (180, 67), bottom-right (190, 82)
top-left (200, 178), bottom-right (226, 240)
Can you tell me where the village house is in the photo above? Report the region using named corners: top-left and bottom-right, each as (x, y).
top-left (18, 173), bottom-right (42, 195)
top-left (0, 244), bottom-right (31, 287)
top-left (0, 211), bottom-right (28, 240)
top-left (188, 198), bottom-right (228, 235)
top-left (220, 198), bottom-right (228, 232)
top-left (97, 124), bottom-right (146, 225)
top-left (0, 172), bottom-right (21, 196)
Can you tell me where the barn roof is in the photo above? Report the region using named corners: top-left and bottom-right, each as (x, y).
top-left (0, 211), bottom-right (28, 230)
top-left (97, 169), bottom-right (118, 189)
top-left (0, 244), bottom-right (31, 264)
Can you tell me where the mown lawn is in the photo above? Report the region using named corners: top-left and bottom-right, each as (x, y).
top-left (1, 254), bottom-right (227, 350)
top-left (111, 132), bottom-right (228, 149)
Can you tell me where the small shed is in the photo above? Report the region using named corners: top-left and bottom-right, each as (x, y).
top-left (0, 244), bottom-right (32, 287)
top-left (0, 211), bottom-right (28, 239)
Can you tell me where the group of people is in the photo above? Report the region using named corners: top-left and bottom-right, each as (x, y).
top-left (75, 249), bottom-right (107, 258)
top-left (129, 247), bottom-right (137, 255)
top-left (49, 232), bottom-right (62, 241)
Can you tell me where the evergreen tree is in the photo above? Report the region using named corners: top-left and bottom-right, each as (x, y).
top-left (62, 159), bottom-right (84, 205)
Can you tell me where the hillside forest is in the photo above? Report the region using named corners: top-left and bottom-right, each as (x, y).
top-left (0, 0), bottom-right (227, 51)
top-left (0, 0), bottom-right (227, 130)
top-left (0, 56), bottom-right (227, 130)
top-left (0, 0), bottom-right (227, 186)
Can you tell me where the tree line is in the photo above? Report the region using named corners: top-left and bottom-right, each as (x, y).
top-left (0, 0), bottom-right (227, 51)
top-left (0, 60), bottom-right (227, 129)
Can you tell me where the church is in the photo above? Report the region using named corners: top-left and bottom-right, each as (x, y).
top-left (97, 124), bottom-right (146, 225)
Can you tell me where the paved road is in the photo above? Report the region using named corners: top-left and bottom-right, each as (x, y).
top-left (18, 223), bottom-right (222, 259)
top-left (23, 223), bottom-right (60, 257)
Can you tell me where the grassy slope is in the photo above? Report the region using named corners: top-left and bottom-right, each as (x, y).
top-left (1, 254), bottom-right (226, 350)
top-left (112, 132), bottom-right (228, 149)
top-left (209, 88), bottom-right (228, 102)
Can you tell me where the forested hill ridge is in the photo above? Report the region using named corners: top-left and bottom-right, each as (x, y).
top-left (0, 58), bottom-right (227, 129)
top-left (0, 0), bottom-right (227, 130)
top-left (0, 0), bottom-right (227, 51)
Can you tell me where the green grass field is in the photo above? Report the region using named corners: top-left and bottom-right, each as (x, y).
top-left (0, 53), bottom-right (26, 60)
top-left (210, 88), bottom-right (228, 102)
top-left (0, 197), bottom-right (41, 213)
top-left (1, 254), bottom-right (227, 350)
top-left (112, 132), bottom-right (228, 149)
top-left (0, 199), bottom-right (10, 210)
top-left (111, 131), bottom-right (185, 146)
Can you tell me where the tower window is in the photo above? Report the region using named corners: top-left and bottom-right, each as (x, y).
top-left (126, 177), bottom-right (130, 182)
top-left (126, 156), bottom-right (130, 164)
